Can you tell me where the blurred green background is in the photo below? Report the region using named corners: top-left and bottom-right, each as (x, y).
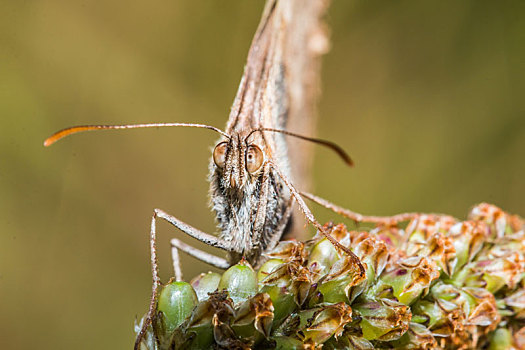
top-left (1, 1), bottom-right (524, 349)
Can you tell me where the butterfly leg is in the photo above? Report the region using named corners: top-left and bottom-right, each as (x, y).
top-left (301, 191), bottom-right (420, 224)
top-left (135, 212), bottom-right (162, 350)
top-left (153, 208), bottom-right (230, 269)
top-left (135, 209), bottom-right (231, 350)
top-left (264, 195), bottom-right (295, 252)
top-left (170, 238), bottom-right (230, 269)
top-left (171, 244), bottom-right (183, 282)
top-left (156, 208), bottom-right (230, 250)
top-left (268, 160), bottom-right (365, 279)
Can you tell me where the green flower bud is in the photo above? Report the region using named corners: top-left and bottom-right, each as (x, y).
top-left (354, 298), bottom-right (411, 341)
top-left (157, 281), bottom-right (198, 333)
top-left (260, 284), bottom-right (296, 327)
top-left (219, 259), bottom-right (258, 304)
top-left (318, 255), bottom-right (365, 304)
top-left (300, 302), bottom-right (352, 344)
top-left (390, 322), bottom-right (437, 349)
top-left (375, 256), bottom-right (439, 305)
top-left (457, 256), bottom-right (522, 294)
top-left (489, 328), bottom-right (512, 350)
top-left (190, 271), bottom-right (221, 301)
top-left (447, 221), bottom-right (488, 276)
top-left (309, 238), bottom-right (340, 276)
top-left (411, 300), bottom-right (443, 329)
top-left (257, 259), bottom-right (283, 282)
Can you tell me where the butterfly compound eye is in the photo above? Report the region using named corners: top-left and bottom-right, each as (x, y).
top-left (246, 145), bottom-right (264, 174)
top-left (213, 142), bottom-right (228, 169)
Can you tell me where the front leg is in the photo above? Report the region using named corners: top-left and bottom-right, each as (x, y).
top-left (135, 212), bottom-right (162, 350)
top-left (134, 209), bottom-right (231, 350)
top-left (156, 209), bottom-right (230, 250)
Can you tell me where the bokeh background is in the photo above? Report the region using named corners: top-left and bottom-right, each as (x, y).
top-left (1, 1), bottom-right (524, 349)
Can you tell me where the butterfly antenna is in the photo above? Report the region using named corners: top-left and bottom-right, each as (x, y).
top-left (246, 128), bottom-right (353, 166)
top-left (44, 123), bottom-right (230, 147)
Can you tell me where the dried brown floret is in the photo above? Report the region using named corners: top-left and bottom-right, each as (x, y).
top-left (300, 302), bottom-right (353, 344)
top-left (233, 292), bottom-right (274, 338)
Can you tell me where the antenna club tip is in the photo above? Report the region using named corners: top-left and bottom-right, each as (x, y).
top-left (43, 138), bottom-right (53, 147)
